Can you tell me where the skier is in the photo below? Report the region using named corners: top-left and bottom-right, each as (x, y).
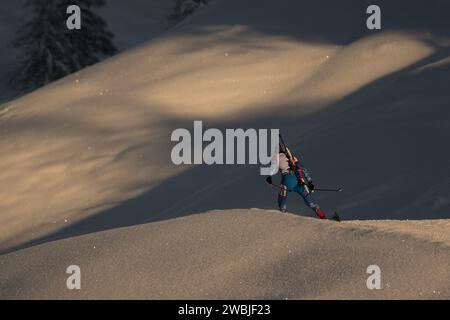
top-left (266, 148), bottom-right (328, 220)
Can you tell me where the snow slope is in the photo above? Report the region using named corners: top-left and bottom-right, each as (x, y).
top-left (0, 0), bottom-right (449, 299)
top-left (1, 209), bottom-right (449, 299)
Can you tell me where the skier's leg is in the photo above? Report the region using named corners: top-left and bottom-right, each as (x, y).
top-left (278, 173), bottom-right (294, 213)
top-left (296, 186), bottom-right (328, 219)
top-left (278, 184), bottom-right (288, 212)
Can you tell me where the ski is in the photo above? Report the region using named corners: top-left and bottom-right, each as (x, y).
top-left (331, 211), bottom-right (342, 222)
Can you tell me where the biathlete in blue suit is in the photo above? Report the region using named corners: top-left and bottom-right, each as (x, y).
top-left (266, 149), bottom-right (328, 220)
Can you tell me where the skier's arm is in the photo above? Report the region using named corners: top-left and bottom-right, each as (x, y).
top-left (300, 165), bottom-right (313, 182)
top-left (294, 160), bottom-right (312, 182)
top-left (294, 160), bottom-right (315, 191)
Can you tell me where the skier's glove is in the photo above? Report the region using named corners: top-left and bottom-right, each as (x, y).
top-left (266, 177), bottom-right (273, 185)
top-left (307, 182), bottom-right (315, 192)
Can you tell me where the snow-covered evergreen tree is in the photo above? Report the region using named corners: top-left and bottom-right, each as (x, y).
top-left (11, 0), bottom-right (117, 91)
top-left (168, 0), bottom-right (210, 22)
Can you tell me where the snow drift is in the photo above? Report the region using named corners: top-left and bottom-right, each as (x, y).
top-left (1, 209), bottom-right (449, 299)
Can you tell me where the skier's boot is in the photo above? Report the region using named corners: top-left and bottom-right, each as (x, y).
top-left (315, 207), bottom-right (328, 220)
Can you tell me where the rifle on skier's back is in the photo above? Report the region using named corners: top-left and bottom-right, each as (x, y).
top-left (278, 134), bottom-right (311, 194)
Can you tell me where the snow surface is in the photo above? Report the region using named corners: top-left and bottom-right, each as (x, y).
top-left (1, 209), bottom-right (449, 299)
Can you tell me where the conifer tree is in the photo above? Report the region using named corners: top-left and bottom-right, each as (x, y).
top-left (11, 0), bottom-right (117, 91)
top-left (169, 0), bottom-right (210, 22)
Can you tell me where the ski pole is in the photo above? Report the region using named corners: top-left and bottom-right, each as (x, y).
top-left (267, 181), bottom-right (342, 193)
top-left (314, 188), bottom-right (343, 192)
